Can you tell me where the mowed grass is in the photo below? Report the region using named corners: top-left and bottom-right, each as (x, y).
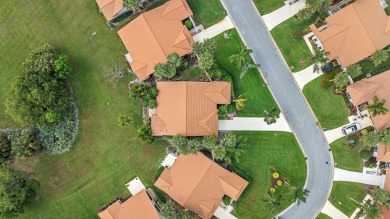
top-left (231, 132), bottom-right (306, 219)
top-left (330, 137), bottom-right (363, 172)
top-left (214, 30), bottom-right (279, 117)
top-left (187, 0), bottom-right (225, 28)
top-left (1, 0), bottom-right (167, 218)
top-left (316, 213), bottom-right (332, 219)
top-left (271, 15), bottom-right (318, 72)
top-left (253, 0), bottom-right (285, 15)
top-left (303, 75), bottom-right (349, 130)
top-left (329, 182), bottom-right (367, 216)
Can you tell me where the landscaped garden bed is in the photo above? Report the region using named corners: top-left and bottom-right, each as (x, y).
top-left (230, 132), bottom-right (306, 219)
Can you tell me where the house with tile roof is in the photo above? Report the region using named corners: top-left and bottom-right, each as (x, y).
top-left (96, 0), bottom-right (128, 21)
top-left (310, 0), bottom-right (390, 68)
top-left (347, 70), bottom-right (390, 131)
top-left (98, 189), bottom-right (160, 219)
top-left (150, 81), bottom-right (231, 137)
top-left (155, 153), bottom-right (248, 219)
top-left (118, 0), bottom-right (194, 81)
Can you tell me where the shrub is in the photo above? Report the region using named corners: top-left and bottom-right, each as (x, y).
top-left (137, 124), bottom-right (154, 144)
top-left (54, 55), bottom-right (72, 79)
top-left (184, 20), bottom-right (193, 29)
top-left (272, 172), bottom-right (279, 178)
top-left (218, 105), bottom-right (228, 120)
top-left (277, 180), bottom-right (283, 186)
top-left (320, 68), bottom-right (340, 88)
top-left (0, 134), bottom-right (11, 163)
top-left (359, 150), bottom-right (371, 160)
top-left (222, 195), bottom-right (231, 205)
top-left (25, 179), bottom-right (40, 199)
top-left (130, 83), bottom-right (159, 108)
top-left (270, 187), bottom-right (276, 193)
top-left (118, 114), bottom-right (133, 128)
top-left (7, 128), bottom-right (41, 158)
top-left (37, 104), bottom-right (78, 154)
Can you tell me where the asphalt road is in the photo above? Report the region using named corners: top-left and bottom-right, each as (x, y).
top-left (220, 0), bottom-right (334, 218)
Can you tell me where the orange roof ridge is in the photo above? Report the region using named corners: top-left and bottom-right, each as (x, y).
top-left (151, 114), bottom-right (167, 135)
top-left (158, 169), bottom-right (173, 187)
top-left (350, 3), bottom-right (377, 52)
top-left (198, 199), bottom-right (218, 217)
top-left (161, 0), bottom-right (183, 17)
top-left (139, 14), bottom-right (167, 64)
top-left (198, 110), bottom-right (218, 135)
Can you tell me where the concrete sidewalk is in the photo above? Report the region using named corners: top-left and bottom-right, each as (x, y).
top-left (334, 168), bottom-right (383, 186)
top-left (324, 110), bottom-right (373, 143)
top-left (218, 115), bottom-right (291, 132)
top-left (193, 16), bottom-right (234, 42)
top-left (321, 201), bottom-right (349, 219)
top-left (262, 0), bottom-right (305, 30)
top-left (293, 63), bottom-right (323, 90)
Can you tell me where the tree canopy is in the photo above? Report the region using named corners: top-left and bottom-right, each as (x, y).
top-left (0, 166), bottom-right (28, 218)
top-left (6, 44), bottom-right (71, 126)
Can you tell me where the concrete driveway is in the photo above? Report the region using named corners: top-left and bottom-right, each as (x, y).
top-left (324, 110), bottom-right (373, 143)
top-left (262, 0), bottom-right (305, 30)
top-left (334, 168), bottom-right (383, 186)
top-left (220, 0), bottom-right (333, 218)
top-left (193, 16), bottom-right (234, 42)
top-left (218, 114), bottom-right (291, 132)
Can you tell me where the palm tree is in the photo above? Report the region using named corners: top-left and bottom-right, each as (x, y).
top-left (263, 193), bottom-right (281, 213)
top-left (332, 72), bottom-right (349, 93)
top-left (233, 94), bottom-right (247, 111)
top-left (361, 201), bottom-right (381, 219)
top-left (263, 106), bottom-right (279, 125)
top-left (229, 47), bottom-right (252, 69)
top-left (366, 96), bottom-right (389, 117)
top-left (167, 53), bottom-right (182, 69)
top-left (370, 49), bottom-right (389, 66)
top-left (289, 186), bottom-right (310, 205)
top-left (347, 63), bottom-right (363, 78)
top-left (122, 0), bottom-right (142, 12)
top-left (309, 50), bottom-right (328, 73)
top-left (240, 62), bottom-right (259, 79)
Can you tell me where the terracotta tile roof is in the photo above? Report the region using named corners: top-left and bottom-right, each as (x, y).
top-left (310, 0), bottom-right (390, 67)
top-left (155, 153), bottom-right (248, 219)
top-left (385, 170), bottom-right (390, 193)
top-left (151, 81), bottom-right (231, 136)
top-left (96, 0), bottom-right (124, 21)
top-left (377, 144), bottom-right (390, 162)
top-left (376, 203), bottom-right (390, 219)
top-left (347, 70), bottom-right (390, 130)
top-left (98, 190), bottom-right (160, 219)
top-left (118, 0), bottom-right (194, 81)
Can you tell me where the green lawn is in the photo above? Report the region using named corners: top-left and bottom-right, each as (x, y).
top-left (271, 15), bottom-right (318, 72)
top-left (1, 1), bottom-right (167, 218)
top-left (179, 67), bottom-right (204, 80)
top-left (231, 132), bottom-right (307, 219)
top-left (303, 75), bottom-right (349, 130)
top-left (187, 0), bottom-right (225, 28)
top-left (316, 213), bottom-right (332, 219)
top-left (329, 182), bottom-right (367, 217)
top-left (253, 0), bottom-right (285, 15)
top-left (214, 30), bottom-right (279, 117)
top-left (331, 137), bottom-right (363, 172)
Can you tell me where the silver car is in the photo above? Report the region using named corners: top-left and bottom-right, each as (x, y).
top-left (342, 123), bottom-right (361, 135)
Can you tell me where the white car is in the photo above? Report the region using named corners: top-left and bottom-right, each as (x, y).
top-left (342, 123), bottom-right (361, 135)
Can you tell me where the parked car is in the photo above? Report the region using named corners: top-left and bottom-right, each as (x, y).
top-left (342, 123), bottom-right (361, 135)
top-left (321, 60), bottom-right (340, 73)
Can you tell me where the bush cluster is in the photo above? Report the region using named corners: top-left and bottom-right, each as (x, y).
top-left (130, 83), bottom-right (159, 108)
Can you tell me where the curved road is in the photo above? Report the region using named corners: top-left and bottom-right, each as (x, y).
top-left (220, 0), bottom-right (334, 218)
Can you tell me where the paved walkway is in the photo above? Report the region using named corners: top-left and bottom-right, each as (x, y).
top-left (221, 0), bottom-right (333, 218)
top-left (218, 114), bottom-right (291, 132)
top-left (193, 16), bottom-right (234, 42)
top-left (324, 110), bottom-right (373, 143)
top-left (293, 63), bottom-right (323, 89)
top-left (321, 201), bottom-right (349, 219)
top-left (334, 168), bottom-right (383, 186)
top-left (262, 0), bottom-right (305, 30)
